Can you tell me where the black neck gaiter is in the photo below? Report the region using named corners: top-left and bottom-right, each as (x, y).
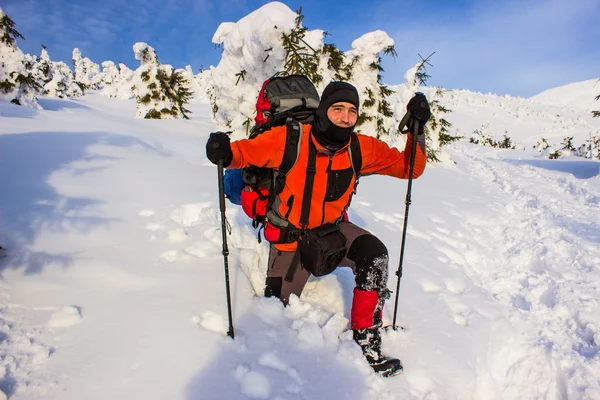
top-left (313, 110), bottom-right (353, 151)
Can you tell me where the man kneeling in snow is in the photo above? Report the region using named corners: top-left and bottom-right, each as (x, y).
top-left (207, 81), bottom-right (430, 377)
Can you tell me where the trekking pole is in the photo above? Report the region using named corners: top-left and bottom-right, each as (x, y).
top-left (391, 113), bottom-right (420, 331)
top-left (217, 159), bottom-right (235, 339)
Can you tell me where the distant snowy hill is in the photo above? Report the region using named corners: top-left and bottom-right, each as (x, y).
top-left (530, 78), bottom-right (600, 112)
top-left (442, 82), bottom-right (598, 153)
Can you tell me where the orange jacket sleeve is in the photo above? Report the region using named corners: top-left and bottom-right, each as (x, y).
top-left (358, 132), bottom-right (426, 179)
top-left (228, 125), bottom-right (288, 169)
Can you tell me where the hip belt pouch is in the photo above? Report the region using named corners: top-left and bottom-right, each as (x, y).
top-left (300, 223), bottom-right (346, 276)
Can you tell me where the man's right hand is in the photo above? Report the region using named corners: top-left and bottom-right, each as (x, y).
top-left (406, 93), bottom-right (431, 136)
top-left (407, 93), bottom-right (431, 123)
top-left (206, 131), bottom-right (232, 166)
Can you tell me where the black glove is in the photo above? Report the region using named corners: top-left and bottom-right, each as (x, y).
top-left (206, 131), bottom-right (232, 166)
top-left (407, 93), bottom-right (431, 135)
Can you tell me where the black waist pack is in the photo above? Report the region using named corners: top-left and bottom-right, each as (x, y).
top-left (300, 223), bottom-right (347, 276)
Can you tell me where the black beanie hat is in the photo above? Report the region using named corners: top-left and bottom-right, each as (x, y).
top-left (313, 82), bottom-right (360, 149)
top-left (319, 81), bottom-right (360, 111)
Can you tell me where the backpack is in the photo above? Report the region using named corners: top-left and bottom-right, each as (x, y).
top-left (224, 74), bottom-right (362, 243)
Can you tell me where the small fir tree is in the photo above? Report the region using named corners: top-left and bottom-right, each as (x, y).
top-left (497, 133), bottom-right (515, 149)
top-left (279, 7), bottom-right (322, 85)
top-left (561, 136), bottom-right (576, 152)
top-left (469, 123), bottom-right (496, 147)
top-left (0, 9), bottom-right (40, 107)
top-left (548, 150), bottom-right (561, 159)
top-left (410, 53), bottom-right (458, 161)
top-left (131, 42), bottom-right (192, 119)
top-left (533, 138), bottom-right (550, 153)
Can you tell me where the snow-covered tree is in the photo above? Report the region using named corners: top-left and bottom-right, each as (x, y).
top-left (131, 42), bottom-right (192, 119)
top-left (0, 8), bottom-right (40, 107)
top-left (469, 122), bottom-right (496, 147)
top-left (181, 65), bottom-right (203, 100)
top-left (209, 3), bottom-right (324, 132)
top-left (44, 60), bottom-right (82, 98)
top-left (278, 7), bottom-right (322, 86)
top-left (27, 47), bottom-right (82, 98)
top-left (396, 54), bottom-right (456, 162)
top-left (343, 31), bottom-right (397, 138)
top-left (72, 48), bottom-right (102, 91)
top-left (578, 132), bottom-right (600, 159)
top-left (100, 61), bottom-right (134, 99)
top-left (593, 90), bottom-right (599, 118)
top-left (561, 136), bottom-right (576, 153)
top-left (195, 67), bottom-right (213, 104)
top-left (208, 3), bottom-right (401, 139)
top-left (533, 138), bottom-right (550, 153)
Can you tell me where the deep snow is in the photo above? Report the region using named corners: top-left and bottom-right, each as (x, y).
top-left (0, 85), bottom-right (599, 399)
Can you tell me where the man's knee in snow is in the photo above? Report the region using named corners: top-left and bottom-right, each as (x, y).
top-left (347, 234), bottom-right (389, 290)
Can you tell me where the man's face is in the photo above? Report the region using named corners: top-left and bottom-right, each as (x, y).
top-left (327, 102), bottom-right (358, 128)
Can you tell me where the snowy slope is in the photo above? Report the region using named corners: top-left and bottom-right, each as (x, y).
top-left (0, 88), bottom-right (599, 400)
top-left (530, 79), bottom-right (600, 113)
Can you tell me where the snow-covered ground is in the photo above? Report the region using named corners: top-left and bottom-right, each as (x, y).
top-left (0, 85), bottom-right (599, 399)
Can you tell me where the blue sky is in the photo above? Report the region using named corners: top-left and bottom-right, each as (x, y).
top-left (3, 0), bottom-right (599, 97)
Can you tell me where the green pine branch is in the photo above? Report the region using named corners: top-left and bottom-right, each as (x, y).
top-left (0, 13), bottom-right (25, 46)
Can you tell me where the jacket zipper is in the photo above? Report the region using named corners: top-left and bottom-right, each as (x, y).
top-left (320, 153), bottom-right (334, 226)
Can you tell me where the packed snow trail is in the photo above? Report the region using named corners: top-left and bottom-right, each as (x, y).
top-left (450, 144), bottom-right (600, 399)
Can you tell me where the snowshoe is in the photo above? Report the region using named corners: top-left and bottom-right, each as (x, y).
top-left (353, 327), bottom-right (403, 377)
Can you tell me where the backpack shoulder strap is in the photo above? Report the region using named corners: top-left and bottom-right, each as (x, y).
top-left (349, 132), bottom-right (362, 179)
top-left (270, 119), bottom-right (302, 197)
top-left (279, 119), bottom-right (302, 175)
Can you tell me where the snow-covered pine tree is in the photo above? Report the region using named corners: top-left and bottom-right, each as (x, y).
top-left (100, 61), bottom-right (134, 99)
top-left (278, 7), bottom-right (322, 86)
top-left (31, 46), bottom-right (82, 98)
top-left (584, 132), bottom-right (599, 159)
top-left (402, 53), bottom-right (457, 162)
top-left (45, 60), bottom-right (82, 98)
top-left (561, 136), bottom-right (575, 153)
top-left (131, 42), bottom-right (192, 119)
top-left (469, 122), bottom-right (496, 147)
top-left (181, 65), bottom-right (201, 99)
top-left (497, 134), bottom-right (515, 149)
top-left (72, 48), bottom-right (102, 92)
top-left (318, 41), bottom-right (354, 82)
top-left (533, 138), bottom-right (550, 152)
top-left (0, 8), bottom-right (40, 107)
top-left (343, 31), bottom-right (396, 138)
top-left (100, 61), bottom-right (119, 97)
top-left (549, 150), bottom-right (561, 159)
top-left (207, 2), bottom-right (417, 142)
top-left (209, 3), bottom-right (324, 134)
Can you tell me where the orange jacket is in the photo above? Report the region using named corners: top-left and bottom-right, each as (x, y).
top-left (229, 124), bottom-right (426, 251)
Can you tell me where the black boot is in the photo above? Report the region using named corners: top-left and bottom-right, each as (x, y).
top-left (353, 327), bottom-right (403, 377)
